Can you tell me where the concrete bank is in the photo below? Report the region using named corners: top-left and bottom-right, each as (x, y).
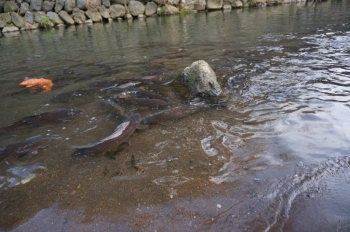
top-left (0, 0), bottom-right (315, 34)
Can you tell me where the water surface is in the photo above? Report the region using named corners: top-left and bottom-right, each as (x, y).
top-left (1, 1), bottom-right (350, 231)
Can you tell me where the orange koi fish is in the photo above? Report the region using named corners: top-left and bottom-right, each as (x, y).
top-left (19, 78), bottom-right (54, 91)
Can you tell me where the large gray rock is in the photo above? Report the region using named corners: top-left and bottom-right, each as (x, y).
top-left (47, 11), bottom-right (64, 25)
top-left (223, 4), bottom-right (231, 10)
top-left (128, 1), bottom-right (144, 17)
top-left (98, 5), bottom-right (110, 19)
top-left (109, 4), bottom-right (125, 19)
top-left (33, 11), bottom-right (46, 23)
top-left (165, 4), bottom-right (179, 14)
top-left (58, 10), bottom-right (74, 24)
top-left (102, 0), bottom-right (110, 7)
top-left (4, 1), bottom-right (19, 12)
top-left (55, 0), bottom-right (65, 12)
top-left (179, 60), bottom-right (222, 97)
top-left (193, 0), bottom-right (206, 10)
top-left (30, 0), bottom-right (42, 11)
top-left (21, 22), bottom-right (39, 30)
top-left (11, 12), bottom-right (25, 28)
top-left (20, 2), bottom-right (29, 15)
top-left (2, 25), bottom-right (19, 33)
top-left (90, 0), bottom-right (102, 8)
top-left (72, 7), bottom-right (86, 23)
top-left (85, 9), bottom-right (102, 22)
top-left (0, 12), bottom-right (12, 28)
top-left (42, 1), bottom-right (54, 12)
top-left (77, 0), bottom-right (88, 10)
top-left (24, 11), bottom-right (34, 24)
top-left (145, 2), bottom-right (157, 16)
top-left (77, 0), bottom-right (101, 10)
top-left (64, 0), bottom-right (76, 13)
top-left (207, 0), bottom-right (223, 9)
top-left (232, 0), bottom-right (243, 7)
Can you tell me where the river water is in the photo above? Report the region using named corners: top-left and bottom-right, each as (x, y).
top-left (0, 1), bottom-right (350, 231)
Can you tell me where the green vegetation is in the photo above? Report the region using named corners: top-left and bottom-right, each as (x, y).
top-left (249, 0), bottom-right (256, 6)
top-left (39, 16), bottom-right (52, 29)
top-left (248, 0), bottom-right (255, 6)
top-left (157, 6), bottom-right (170, 16)
top-left (180, 7), bottom-right (192, 15)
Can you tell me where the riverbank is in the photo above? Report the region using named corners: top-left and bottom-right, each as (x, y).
top-left (0, 0), bottom-right (318, 34)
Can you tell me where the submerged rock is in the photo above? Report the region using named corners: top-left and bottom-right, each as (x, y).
top-left (178, 60), bottom-right (222, 97)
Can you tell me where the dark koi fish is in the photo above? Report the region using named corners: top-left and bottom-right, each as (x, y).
top-left (49, 90), bottom-right (95, 103)
top-left (114, 95), bottom-right (169, 109)
top-left (71, 113), bottom-right (141, 158)
top-left (140, 105), bottom-right (204, 125)
top-left (0, 108), bottom-right (82, 133)
top-left (0, 135), bottom-right (50, 162)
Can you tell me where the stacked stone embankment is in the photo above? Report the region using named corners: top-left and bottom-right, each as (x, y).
top-left (0, 0), bottom-right (306, 33)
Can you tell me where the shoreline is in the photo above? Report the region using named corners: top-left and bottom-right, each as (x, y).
top-left (0, 0), bottom-right (324, 35)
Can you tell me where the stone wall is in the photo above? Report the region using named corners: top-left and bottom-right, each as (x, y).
top-left (0, 0), bottom-right (308, 34)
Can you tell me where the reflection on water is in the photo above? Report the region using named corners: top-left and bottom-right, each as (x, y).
top-left (1, 1), bottom-right (350, 231)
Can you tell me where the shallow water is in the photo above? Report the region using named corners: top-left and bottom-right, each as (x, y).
top-left (1, 1), bottom-right (350, 231)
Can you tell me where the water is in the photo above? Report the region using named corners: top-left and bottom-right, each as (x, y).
top-left (1, 1), bottom-right (350, 231)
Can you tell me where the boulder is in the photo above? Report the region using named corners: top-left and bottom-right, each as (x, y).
top-left (4, 1), bottom-right (19, 12)
top-left (102, 0), bottom-right (111, 7)
top-left (58, 10), bottom-right (75, 24)
top-left (0, 12), bottom-right (12, 28)
top-left (178, 60), bottom-right (222, 97)
top-left (64, 0), bottom-right (76, 13)
top-left (77, 0), bottom-right (102, 10)
top-left (85, 8), bottom-right (102, 22)
top-left (47, 11), bottom-right (64, 25)
top-left (21, 22), bottom-right (39, 30)
top-left (145, 2), bottom-right (157, 16)
top-left (223, 4), bottom-right (231, 10)
top-left (55, 0), bottom-right (65, 12)
top-left (128, 1), bottom-right (145, 17)
top-left (109, 4), bottom-right (125, 19)
top-left (20, 2), bottom-right (30, 15)
top-left (11, 12), bottom-right (25, 28)
top-left (165, 4), bottom-right (179, 14)
top-left (42, 1), bottom-right (55, 12)
top-left (2, 25), bottom-right (19, 33)
top-left (72, 7), bottom-right (86, 23)
top-left (24, 11), bottom-right (34, 24)
top-left (33, 11), bottom-right (46, 23)
top-left (125, 13), bottom-right (132, 19)
top-left (77, 0), bottom-right (88, 10)
top-left (207, 0), bottom-right (223, 10)
top-left (98, 5), bottom-right (110, 19)
top-left (90, 0), bottom-right (102, 8)
top-left (194, 0), bottom-right (206, 10)
top-left (232, 0), bottom-right (243, 7)
top-left (30, 0), bottom-right (43, 11)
